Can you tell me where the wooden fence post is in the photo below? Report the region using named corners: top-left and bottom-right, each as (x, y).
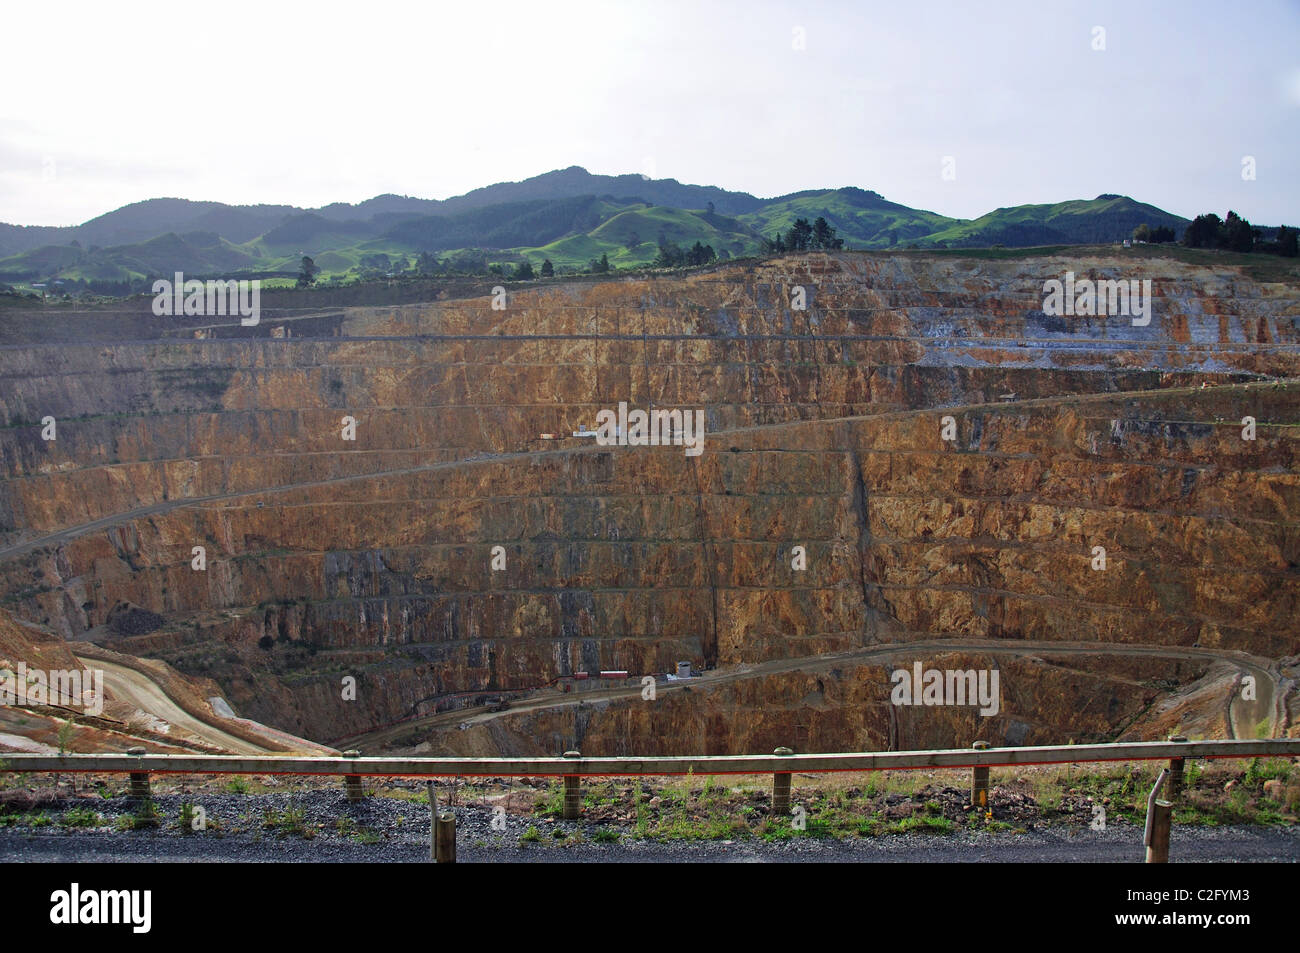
top-left (434, 780), bottom-right (444, 863)
top-left (126, 747), bottom-right (151, 799)
top-left (563, 750), bottom-right (581, 820)
top-left (343, 749), bottom-right (364, 802)
top-left (436, 812), bottom-right (457, 863)
top-left (1167, 735), bottom-right (1187, 800)
top-left (1144, 767), bottom-right (1172, 863)
top-left (773, 747), bottom-right (794, 817)
top-left (970, 740), bottom-right (991, 811)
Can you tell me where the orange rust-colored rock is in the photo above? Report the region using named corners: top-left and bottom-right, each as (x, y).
top-left (0, 252), bottom-right (1296, 752)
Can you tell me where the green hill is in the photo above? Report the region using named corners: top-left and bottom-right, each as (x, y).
top-left (0, 231), bottom-right (272, 287)
top-left (0, 244), bottom-right (87, 281)
top-left (920, 195), bottom-right (1187, 247)
top-left (504, 205), bottom-right (757, 271)
top-left (0, 169), bottom-right (1208, 289)
top-left (741, 187), bottom-right (960, 248)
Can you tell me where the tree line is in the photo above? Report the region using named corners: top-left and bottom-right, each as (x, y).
top-left (1177, 210), bottom-right (1297, 256)
top-left (1131, 224), bottom-right (1176, 243)
top-left (654, 237), bottom-right (717, 267)
top-left (765, 216), bottom-right (844, 253)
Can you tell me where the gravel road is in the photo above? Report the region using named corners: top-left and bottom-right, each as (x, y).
top-left (2, 791), bottom-right (1295, 863)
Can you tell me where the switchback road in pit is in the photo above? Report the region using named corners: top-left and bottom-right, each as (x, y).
top-left (75, 655), bottom-right (275, 756)
top-left (338, 638), bottom-right (1284, 751)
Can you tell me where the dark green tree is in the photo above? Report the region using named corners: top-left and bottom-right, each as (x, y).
top-left (446, 248), bottom-right (488, 274)
top-left (655, 238), bottom-right (685, 267)
top-left (1222, 211), bottom-right (1253, 252)
top-left (684, 241), bottom-right (716, 266)
top-left (296, 256), bottom-right (318, 288)
top-left (1278, 225), bottom-right (1298, 258)
top-left (787, 218), bottom-right (814, 251)
top-left (513, 260), bottom-right (535, 280)
top-left (540, 258), bottom-right (555, 277)
top-left (1183, 213), bottom-right (1222, 248)
top-left (811, 216), bottom-right (844, 249)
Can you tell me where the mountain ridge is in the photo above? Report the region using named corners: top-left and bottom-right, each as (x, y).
top-left (0, 167), bottom-right (1195, 288)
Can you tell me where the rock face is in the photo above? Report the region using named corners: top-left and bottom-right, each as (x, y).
top-left (0, 252), bottom-right (1296, 752)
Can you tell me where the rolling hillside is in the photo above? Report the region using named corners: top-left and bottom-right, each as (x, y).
top-left (921, 195), bottom-right (1188, 248)
top-left (740, 187), bottom-right (959, 247)
top-left (0, 167), bottom-right (1199, 288)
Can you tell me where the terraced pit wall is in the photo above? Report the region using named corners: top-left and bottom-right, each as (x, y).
top-left (0, 253), bottom-right (1296, 752)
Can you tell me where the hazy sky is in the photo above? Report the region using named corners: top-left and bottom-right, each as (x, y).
top-left (2, 0), bottom-right (1297, 227)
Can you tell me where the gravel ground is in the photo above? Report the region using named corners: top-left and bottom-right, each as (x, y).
top-left (1, 789), bottom-right (1296, 862)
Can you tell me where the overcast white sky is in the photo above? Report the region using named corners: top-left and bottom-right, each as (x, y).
top-left (2, 0), bottom-right (1297, 227)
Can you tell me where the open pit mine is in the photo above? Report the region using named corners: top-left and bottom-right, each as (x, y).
top-left (0, 251), bottom-right (1296, 759)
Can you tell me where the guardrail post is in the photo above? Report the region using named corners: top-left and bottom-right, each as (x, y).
top-left (970, 740), bottom-right (990, 811)
top-left (427, 781), bottom-right (437, 861)
top-left (343, 749), bottom-right (364, 802)
top-left (562, 750), bottom-right (581, 820)
top-left (126, 747), bottom-right (151, 799)
top-left (1167, 735), bottom-right (1187, 800)
top-left (435, 812), bottom-right (457, 863)
top-left (1144, 767), bottom-right (1172, 863)
top-left (773, 747), bottom-right (794, 817)
top-left (1146, 800), bottom-right (1172, 863)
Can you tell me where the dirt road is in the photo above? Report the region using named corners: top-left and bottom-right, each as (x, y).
top-left (340, 638), bottom-right (1286, 750)
top-left (79, 655), bottom-right (273, 756)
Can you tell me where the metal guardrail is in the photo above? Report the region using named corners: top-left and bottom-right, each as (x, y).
top-left (6, 738), bottom-right (1294, 863)
top-left (2, 738), bottom-right (1296, 778)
